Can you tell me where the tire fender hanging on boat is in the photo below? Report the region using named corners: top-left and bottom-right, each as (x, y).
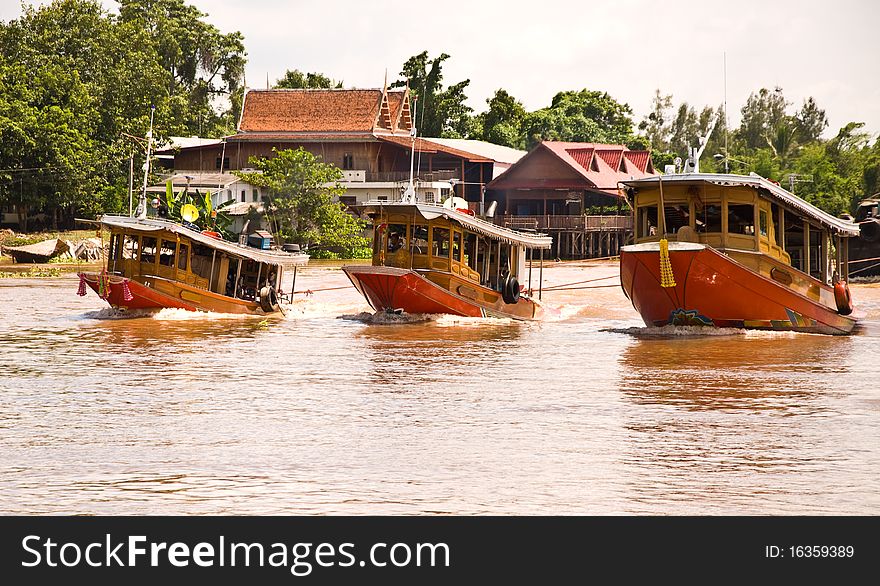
top-left (259, 286), bottom-right (280, 313)
top-left (502, 275), bottom-right (520, 304)
top-left (834, 281), bottom-right (854, 315)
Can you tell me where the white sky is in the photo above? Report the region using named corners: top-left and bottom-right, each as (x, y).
top-left (3, 0), bottom-right (879, 140)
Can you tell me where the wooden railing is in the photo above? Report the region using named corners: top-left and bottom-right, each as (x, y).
top-left (363, 170), bottom-right (458, 183)
top-left (500, 215), bottom-right (633, 231)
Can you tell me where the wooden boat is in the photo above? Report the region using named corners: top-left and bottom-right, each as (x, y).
top-left (3, 238), bottom-right (69, 263)
top-left (342, 201), bottom-right (553, 320)
top-left (619, 173), bottom-right (859, 335)
top-left (77, 215), bottom-right (308, 314)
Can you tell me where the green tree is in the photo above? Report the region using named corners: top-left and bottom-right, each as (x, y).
top-left (274, 69), bottom-right (342, 89)
top-left (392, 51), bottom-right (474, 138)
top-left (117, 0), bottom-right (247, 135)
top-left (477, 89), bottom-right (526, 148)
top-left (638, 89), bottom-right (673, 151)
top-left (521, 89), bottom-right (636, 148)
top-left (737, 87), bottom-right (788, 149)
top-left (795, 97), bottom-right (828, 144)
top-left (235, 148), bottom-right (369, 258)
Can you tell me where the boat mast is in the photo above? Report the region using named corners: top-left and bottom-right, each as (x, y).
top-left (135, 105), bottom-right (155, 219)
top-left (402, 95), bottom-right (417, 204)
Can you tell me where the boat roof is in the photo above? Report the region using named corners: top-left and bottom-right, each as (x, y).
top-left (622, 173), bottom-right (859, 236)
top-left (354, 202), bottom-right (553, 249)
top-left (98, 215), bottom-right (309, 266)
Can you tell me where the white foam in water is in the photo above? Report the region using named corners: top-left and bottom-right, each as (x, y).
top-left (151, 308), bottom-right (251, 320)
top-left (432, 314), bottom-right (514, 327)
top-left (283, 298), bottom-right (369, 320)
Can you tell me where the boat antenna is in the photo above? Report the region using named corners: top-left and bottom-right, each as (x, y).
top-left (723, 52), bottom-right (729, 174)
top-left (402, 94), bottom-right (417, 203)
top-left (135, 104), bottom-right (155, 219)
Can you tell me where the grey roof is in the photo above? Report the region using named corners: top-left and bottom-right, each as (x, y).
top-left (622, 173), bottom-right (859, 236)
top-left (354, 202), bottom-right (553, 249)
top-left (98, 215), bottom-right (308, 267)
top-left (420, 138), bottom-right (527, 165)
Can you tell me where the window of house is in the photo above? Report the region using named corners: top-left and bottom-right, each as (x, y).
top-left (216, 156), bottom-right (230, 170)
top-left (728, 204), bottom-right (755, 235)
top-left (241, 190), bottom-right (246, 203)
top-left (343, 153), bottom-right (354, 170)
top-left (252, 189), bottom-right (259, 202)
top-left (424, 191), bottom-right (435, 203)
top-left (339, 196), bottom-right (356, 209)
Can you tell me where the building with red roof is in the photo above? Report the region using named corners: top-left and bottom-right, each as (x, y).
top-left (486, 141), bottom-right (657, 258)
top-left (168, 84), bottom-right (512, 208)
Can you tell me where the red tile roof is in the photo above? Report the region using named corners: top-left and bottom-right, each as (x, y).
top-left (238, 88), bottom-right (412, 134)
top-left (488, 141), bottom-right (657, 193)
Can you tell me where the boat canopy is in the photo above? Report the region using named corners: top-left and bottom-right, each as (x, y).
top-left (98, 215), bottom-right (308, 267)
top-left (355, 202), bottom-right (553, 249)
top-left (622, 173), bottom-right (860, 237)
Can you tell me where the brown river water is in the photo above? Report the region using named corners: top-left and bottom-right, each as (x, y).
top-left (1, 260), bottom-right (879, 515)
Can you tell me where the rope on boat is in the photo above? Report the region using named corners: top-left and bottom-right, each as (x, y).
top-left (541, 275), bottom-right (618, 291)
top-left (659, 238), bottom-right (676, 288)
top-left (534, 283), bottom-right (620, 291)
top-left (849, 260), bottom-right (880, 277)
top-left (291, 285), bottom-right (353, 296)
top-left (848, 255), bottom-right (880, 265)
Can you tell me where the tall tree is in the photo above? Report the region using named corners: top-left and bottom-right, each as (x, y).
top-left (477, 89), bottom-right (527, 148)
top-left (236, 148), bottom-right (369, 257)
top-left (391, 51), bottom-right (474, 138)
top-left (521, 89), bottom-right (635, 147)
top-left (638, 89), bottom-right (673, 151)
top-left (117, 0), bottom-right (247, 135)
top-left (795, 97), bottom-right (828, 144)
top-left (737, 87), bottom-right (788, 149)
top-left (274, 69), bottom-right (342, 89)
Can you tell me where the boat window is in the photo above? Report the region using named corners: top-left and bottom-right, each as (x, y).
top-left (695, 204), bottom-right (722, 233)
top-left (178, 243), bottom-right (189, 271)
top-left (464, 232), bottom-right (478, 268)
top-left (637, 205), bottom-right (657, 237)
top-left (771, 203), bottom-right (781, 246)
top-left (411, 225), bottom-right (428, 255)
top-left (191, 244), bottom-right (213, 279)
top-left (108, 233), bottom-right (120, 261)
top-left (728, 204), bottom-right (755, 235)
top-left (452, 231), bottom-right (463, 263)
top-left (664, 205), bottom-right (690, 233)
top-left (123, 235), bottom-right (139, 260)
top-left (386, 224), bottom-right (406, 253)
top-left (140, 237), bottom-right (157, 264)
top-left (759, 210), bottom-right (769, 238)
top-left (431, 226), bottom-right (450, 258)
top-left (158, 239), bottom-right (177, 266)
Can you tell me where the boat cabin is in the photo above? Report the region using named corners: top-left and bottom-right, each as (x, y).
top-left (101, 216), bottom-right (301, 303)
top-left (364, 203), bottom-right (552, 296)
top-left (626, 174), bottom-right (859, 289)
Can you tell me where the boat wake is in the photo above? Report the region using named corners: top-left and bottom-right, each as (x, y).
top-left (282, 298), bottom-right (370, 320)
top-left (338, 311), bottom-right (515, 326)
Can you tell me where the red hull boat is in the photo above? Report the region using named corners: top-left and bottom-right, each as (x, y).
top-left (619, 173), bottom-right (859, 335)
top-left (620, 242), bottom-right (855, 335)
top-left (343, 202), bottom-right (552, 321)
